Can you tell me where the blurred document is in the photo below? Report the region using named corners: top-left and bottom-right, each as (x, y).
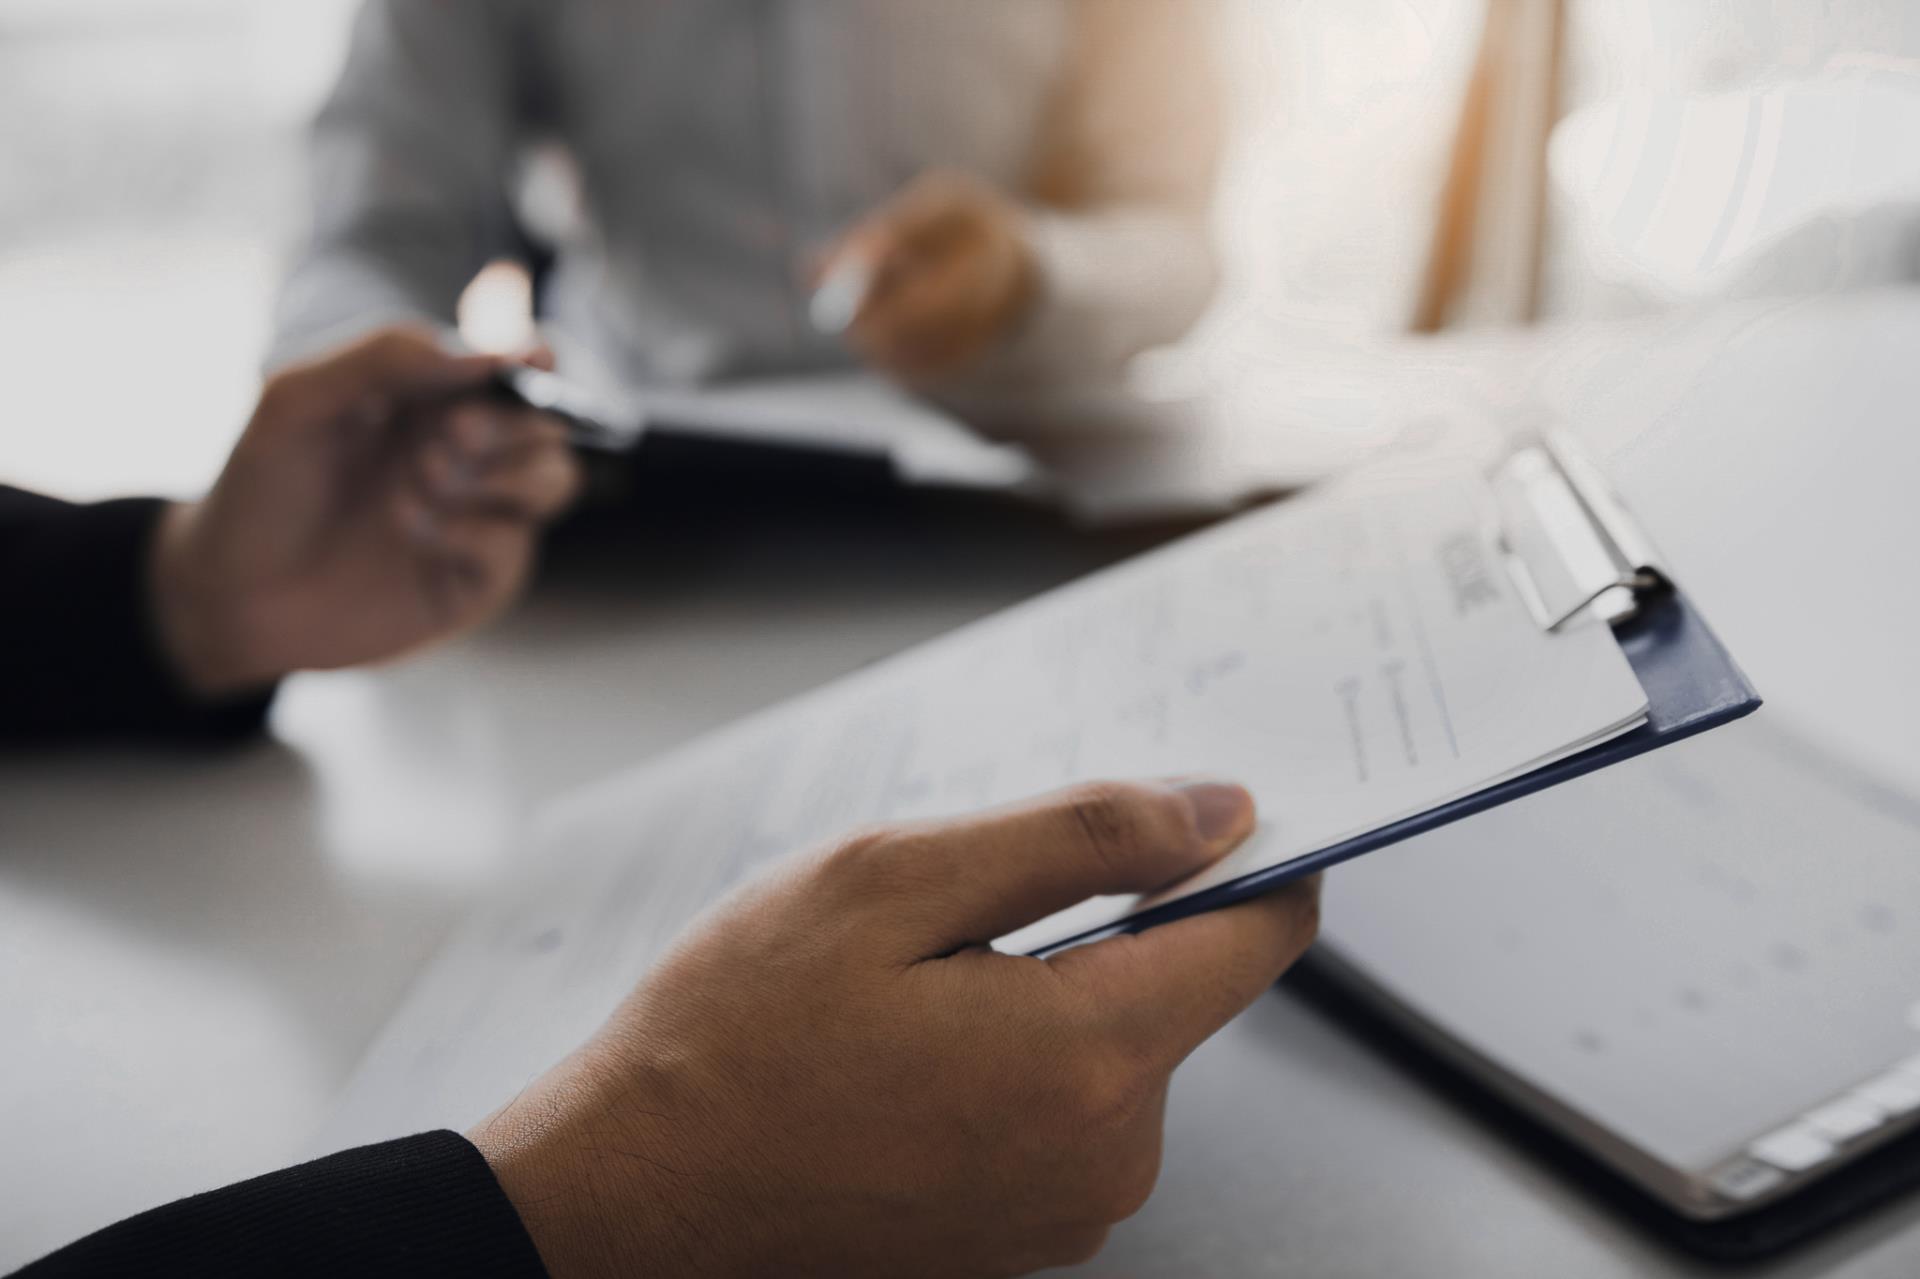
top-left (319, 451), bottom-right (1648, 1148)
top-left (638, 374), bottom-right (1038, 490)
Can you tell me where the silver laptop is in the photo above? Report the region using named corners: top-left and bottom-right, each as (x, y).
top-left (1317, 712), bottom-right (1920, 1220)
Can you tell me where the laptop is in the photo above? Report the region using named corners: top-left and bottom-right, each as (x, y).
top-left (1312, 710), bottom-right (1920, 1243)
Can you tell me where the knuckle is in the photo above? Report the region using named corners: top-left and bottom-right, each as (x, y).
top-left (1087, 932), bottom-right (1158, 999)
top-left (1104, 1142), bottom-right (1164, 1222)
top-left (363, 328), bottom-right (413, 364)
top-left (1072, 1056), bottom-right (1155, 1136)
top-left (1296, 887), bottom-right (1324, 943)
top-left (365, 326), bottom-right (441, 376)
top-left (1063, 782), bottom-right (1133, 854)
top-left (1061, 781), bottom-right (1165, 872)
top-left (546, 449), bottom-right (586, 506)
top-left (1277, 878), bottom-right (1323, 949)
top-left (815, 824), bottom-right (900, 895)
top-left (1052, 1058), bottom-right (1164, 1225)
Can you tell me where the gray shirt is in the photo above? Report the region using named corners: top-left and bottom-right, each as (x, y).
top-left (275, 0), bottom-right (1199, 389)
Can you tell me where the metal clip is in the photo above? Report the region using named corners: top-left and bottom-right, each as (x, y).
top-left (1490, 432), bottom-right (1671, 632)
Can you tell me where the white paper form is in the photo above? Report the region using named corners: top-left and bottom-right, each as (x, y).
top-left (318, 456), bottom-right (1649, 1149)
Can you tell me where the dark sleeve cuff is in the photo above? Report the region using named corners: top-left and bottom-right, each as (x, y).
top-left (0, 489), bottom-right (274, 745)
top-left (13, 1131), bottom-right (550, 1278)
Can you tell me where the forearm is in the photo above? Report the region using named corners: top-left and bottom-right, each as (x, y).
top-left (966, 0), bottom-right (1225, 387)
top-left (971, 205), bottom-right (1219, 387)
top-left (12, 1132), bottom-right (548, 1278)
top-left (0, 488), bottom-right (272, 746)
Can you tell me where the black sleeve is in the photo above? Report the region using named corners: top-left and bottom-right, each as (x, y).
top-left (0, 486), bottom-right (273, 745)
top-left (13, 1131), bottom-right (550, 1278)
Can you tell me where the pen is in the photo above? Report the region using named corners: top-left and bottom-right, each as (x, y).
top-left (490, 365), bottom-right (645, 454)
top-left (808, 257), bottom-right (876, 337)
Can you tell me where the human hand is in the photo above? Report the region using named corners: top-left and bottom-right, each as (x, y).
top-left (151, 328), bottom-right (581, 695)
top-left (816, 169), bottom-right (1040, 384)
top-left (471, 779), bottom-right (1320, 1278)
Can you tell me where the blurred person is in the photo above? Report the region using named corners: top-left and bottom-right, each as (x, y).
top-left (7, 330), bottom-right (1322, 1275)
top-left (272, 0), bottom-right (1225, 398)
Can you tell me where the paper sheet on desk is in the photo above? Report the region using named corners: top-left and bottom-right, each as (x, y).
top-left (316, 455), bottom-right (1648, 1149)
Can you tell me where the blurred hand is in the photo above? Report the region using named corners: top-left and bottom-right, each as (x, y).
top-left (472, 779), bottom-right (1320, 1279)
top-left (151, 328), bottom-right (581, 695)
top-left (819, 169), bottom-right (1040, 383)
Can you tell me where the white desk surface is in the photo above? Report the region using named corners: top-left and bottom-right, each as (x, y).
top-left (7, 291), bottom-right (1920, 1275)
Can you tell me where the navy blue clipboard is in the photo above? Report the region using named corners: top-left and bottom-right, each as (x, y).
top-left (1027, 436), bottom-right (1762, 956)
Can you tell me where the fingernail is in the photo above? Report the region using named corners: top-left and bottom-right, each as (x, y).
top-left (1176, 781), bottom-right (1254, 847)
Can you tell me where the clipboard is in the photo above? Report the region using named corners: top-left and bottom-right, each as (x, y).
top-left (489, 365), bottom-right (1761, 954)
top-left (491, 365), bottom-right (1037, 493)
top-left (1026, 431), bottom-right (1761, 955)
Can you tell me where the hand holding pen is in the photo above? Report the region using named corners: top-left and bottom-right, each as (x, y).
top-left (811, 169), bottom-right (1041, 384)
top-left (152, 330), bottom-right (581, 695)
